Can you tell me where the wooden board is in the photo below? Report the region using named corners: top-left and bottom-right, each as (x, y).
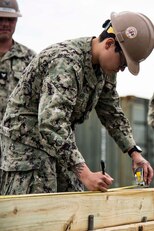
top-left (96, 221), bottom-right (154, 231)
top-left (0, 188), bottom-right (154, 231)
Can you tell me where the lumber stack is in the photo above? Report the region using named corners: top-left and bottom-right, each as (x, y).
top-left (0, 188), bottom-right (154, 231)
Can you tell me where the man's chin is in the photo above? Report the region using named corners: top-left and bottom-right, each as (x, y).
top-left (0, 35), bottom-right (10, 42)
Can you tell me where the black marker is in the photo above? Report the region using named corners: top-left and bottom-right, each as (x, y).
top-left (101, 160), bottom-right (105, 175)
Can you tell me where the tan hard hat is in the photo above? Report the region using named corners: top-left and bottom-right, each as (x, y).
top-left (111, 11), bottom-right (154, 75)
top-left (0, 0), bottom-right (21, 17)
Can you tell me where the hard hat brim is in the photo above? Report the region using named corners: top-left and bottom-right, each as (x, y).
top-left (0, 11), bottom-right (22, 17)
top-left (111, 12), bottom-right (140, 76)
top-left (124, 52), bottom-right (139, 76)
top-left (120, 43), bottom-right (140, 75)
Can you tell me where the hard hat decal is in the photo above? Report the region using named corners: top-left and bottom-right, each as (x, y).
top-left (3, 0), bottom-right (11, 6)
top-left (107, 26), bottom-right (115, 34)
top-left (125, 27), bottom-right (137, 39)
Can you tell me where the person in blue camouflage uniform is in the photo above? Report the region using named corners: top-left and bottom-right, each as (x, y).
top-left (148, 93), bottom-right (154, 128)
top-left (0, 0), bottom-right (36, 184)
top-left (0, 11), bottom-right (154, 194)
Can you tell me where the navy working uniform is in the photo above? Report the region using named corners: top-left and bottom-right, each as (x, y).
top-left (0, 41), bottom-right (35, 121)
top-left (0, 37), bottom-right (136, 194)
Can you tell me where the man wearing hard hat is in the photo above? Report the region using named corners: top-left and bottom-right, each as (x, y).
top-left (0, 0), bottom-right (36, 181)
top-left (0, 11), bottom-right (154, 194)
top-left (0, 0), bottom-right (36, 128)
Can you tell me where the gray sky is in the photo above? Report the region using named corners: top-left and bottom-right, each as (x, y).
top-left (14, 0), bottom-right (154, 99)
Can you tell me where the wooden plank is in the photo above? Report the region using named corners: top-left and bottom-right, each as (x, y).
top-left (0, 189), bottom-right (154, 231)
top-left (96, 221), bottom-right (154, 230)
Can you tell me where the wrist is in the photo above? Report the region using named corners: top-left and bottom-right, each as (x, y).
top-left (130, 151), bottom-right (142, 159)
top-left (73, 163), bottom-right (91, 181)
top-left (128, 145), bottom-right (142, 157)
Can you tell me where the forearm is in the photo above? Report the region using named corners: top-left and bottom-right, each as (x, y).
top-left (73, 162), bottom-right (90, 181)
top-left (96, 76), bottom-right (136, 152)
top-left (96, 106), bottom-right (136, 152)
top-left (73, 162), bottom-right (114, 191)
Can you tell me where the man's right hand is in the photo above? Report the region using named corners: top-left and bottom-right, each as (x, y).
top-left (74, 163), bottom-right (114, 192)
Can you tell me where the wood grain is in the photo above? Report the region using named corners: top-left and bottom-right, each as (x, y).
top-left (96, 221), bottom-right (154, 231)
top-left (0, 188), bottom-right (154, 231)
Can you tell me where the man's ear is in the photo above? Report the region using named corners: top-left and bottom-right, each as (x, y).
top-left (105, 38), bottom-right (115, 49)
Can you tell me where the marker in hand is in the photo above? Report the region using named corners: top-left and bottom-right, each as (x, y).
top-left (101, 160), bottom-right (105, 175)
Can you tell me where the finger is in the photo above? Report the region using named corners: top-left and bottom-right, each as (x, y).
top-left (143, 165), bottom-right (148, 184)
top-left (104, 177), bottom-right (113, 186)
top-left (101, 176), bottom-right (113, 186)
top-left (143, 163), bottom-right (153, 185)
top-left (98, 179), bottom-right (113, 189)
top-left (99, 185), bottom-right (108, 192)
top-left (147, 165), bottom-right (154, 185)
top-left (104, 173), bottom-right (114, 181)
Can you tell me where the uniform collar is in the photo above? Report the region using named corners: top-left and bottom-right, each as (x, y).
top-left (84, 37), bottom-right (102, 88)
top-left (0, 40), bottom-right (26, 61)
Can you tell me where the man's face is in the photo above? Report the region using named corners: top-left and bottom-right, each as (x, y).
top-left (0, 17), bottom-right (17, 42)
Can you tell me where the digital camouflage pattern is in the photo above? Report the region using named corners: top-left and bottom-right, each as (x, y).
top-left (0, 136), bottom-right (84, 194)
top-left (0, 40), bottom-right (35, 193)
top-left (148, 93), bottom-right (154, 128)
top-left (0, 40), bottom-right (36, 122)
top-left (0, 37), bottom-right (136, 193)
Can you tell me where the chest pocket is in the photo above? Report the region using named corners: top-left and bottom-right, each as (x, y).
top-left (0, 71), bottom-right (8, 100)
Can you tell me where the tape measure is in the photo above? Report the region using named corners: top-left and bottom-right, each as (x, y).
top-left (134, 167), bottom-right (145, 186)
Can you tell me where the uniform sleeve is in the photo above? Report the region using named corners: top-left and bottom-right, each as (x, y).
top-left (38, 57), bottom-right (85, 168)
top-left (148, 93), bottom-right (154, 128)
top-left (95, 74), bottom-right (136, 152)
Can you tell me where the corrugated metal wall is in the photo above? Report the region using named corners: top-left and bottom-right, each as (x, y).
top-left (75, 96), bottom-right (154, 188)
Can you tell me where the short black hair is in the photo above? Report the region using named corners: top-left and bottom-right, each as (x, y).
top-left (99, 30), bottom-right (115, 42)
top-left (99, 19), bottom-right (122, 52)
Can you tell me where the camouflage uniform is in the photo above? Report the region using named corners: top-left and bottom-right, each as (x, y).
top-left (0, 37), bottom-right (136, 194)
top-left (0, 40), bottom-right (35, 188)
top-left (0, 41), bottom-right (35, 122)
top-left (148, 93), bottom-right (154, 128)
